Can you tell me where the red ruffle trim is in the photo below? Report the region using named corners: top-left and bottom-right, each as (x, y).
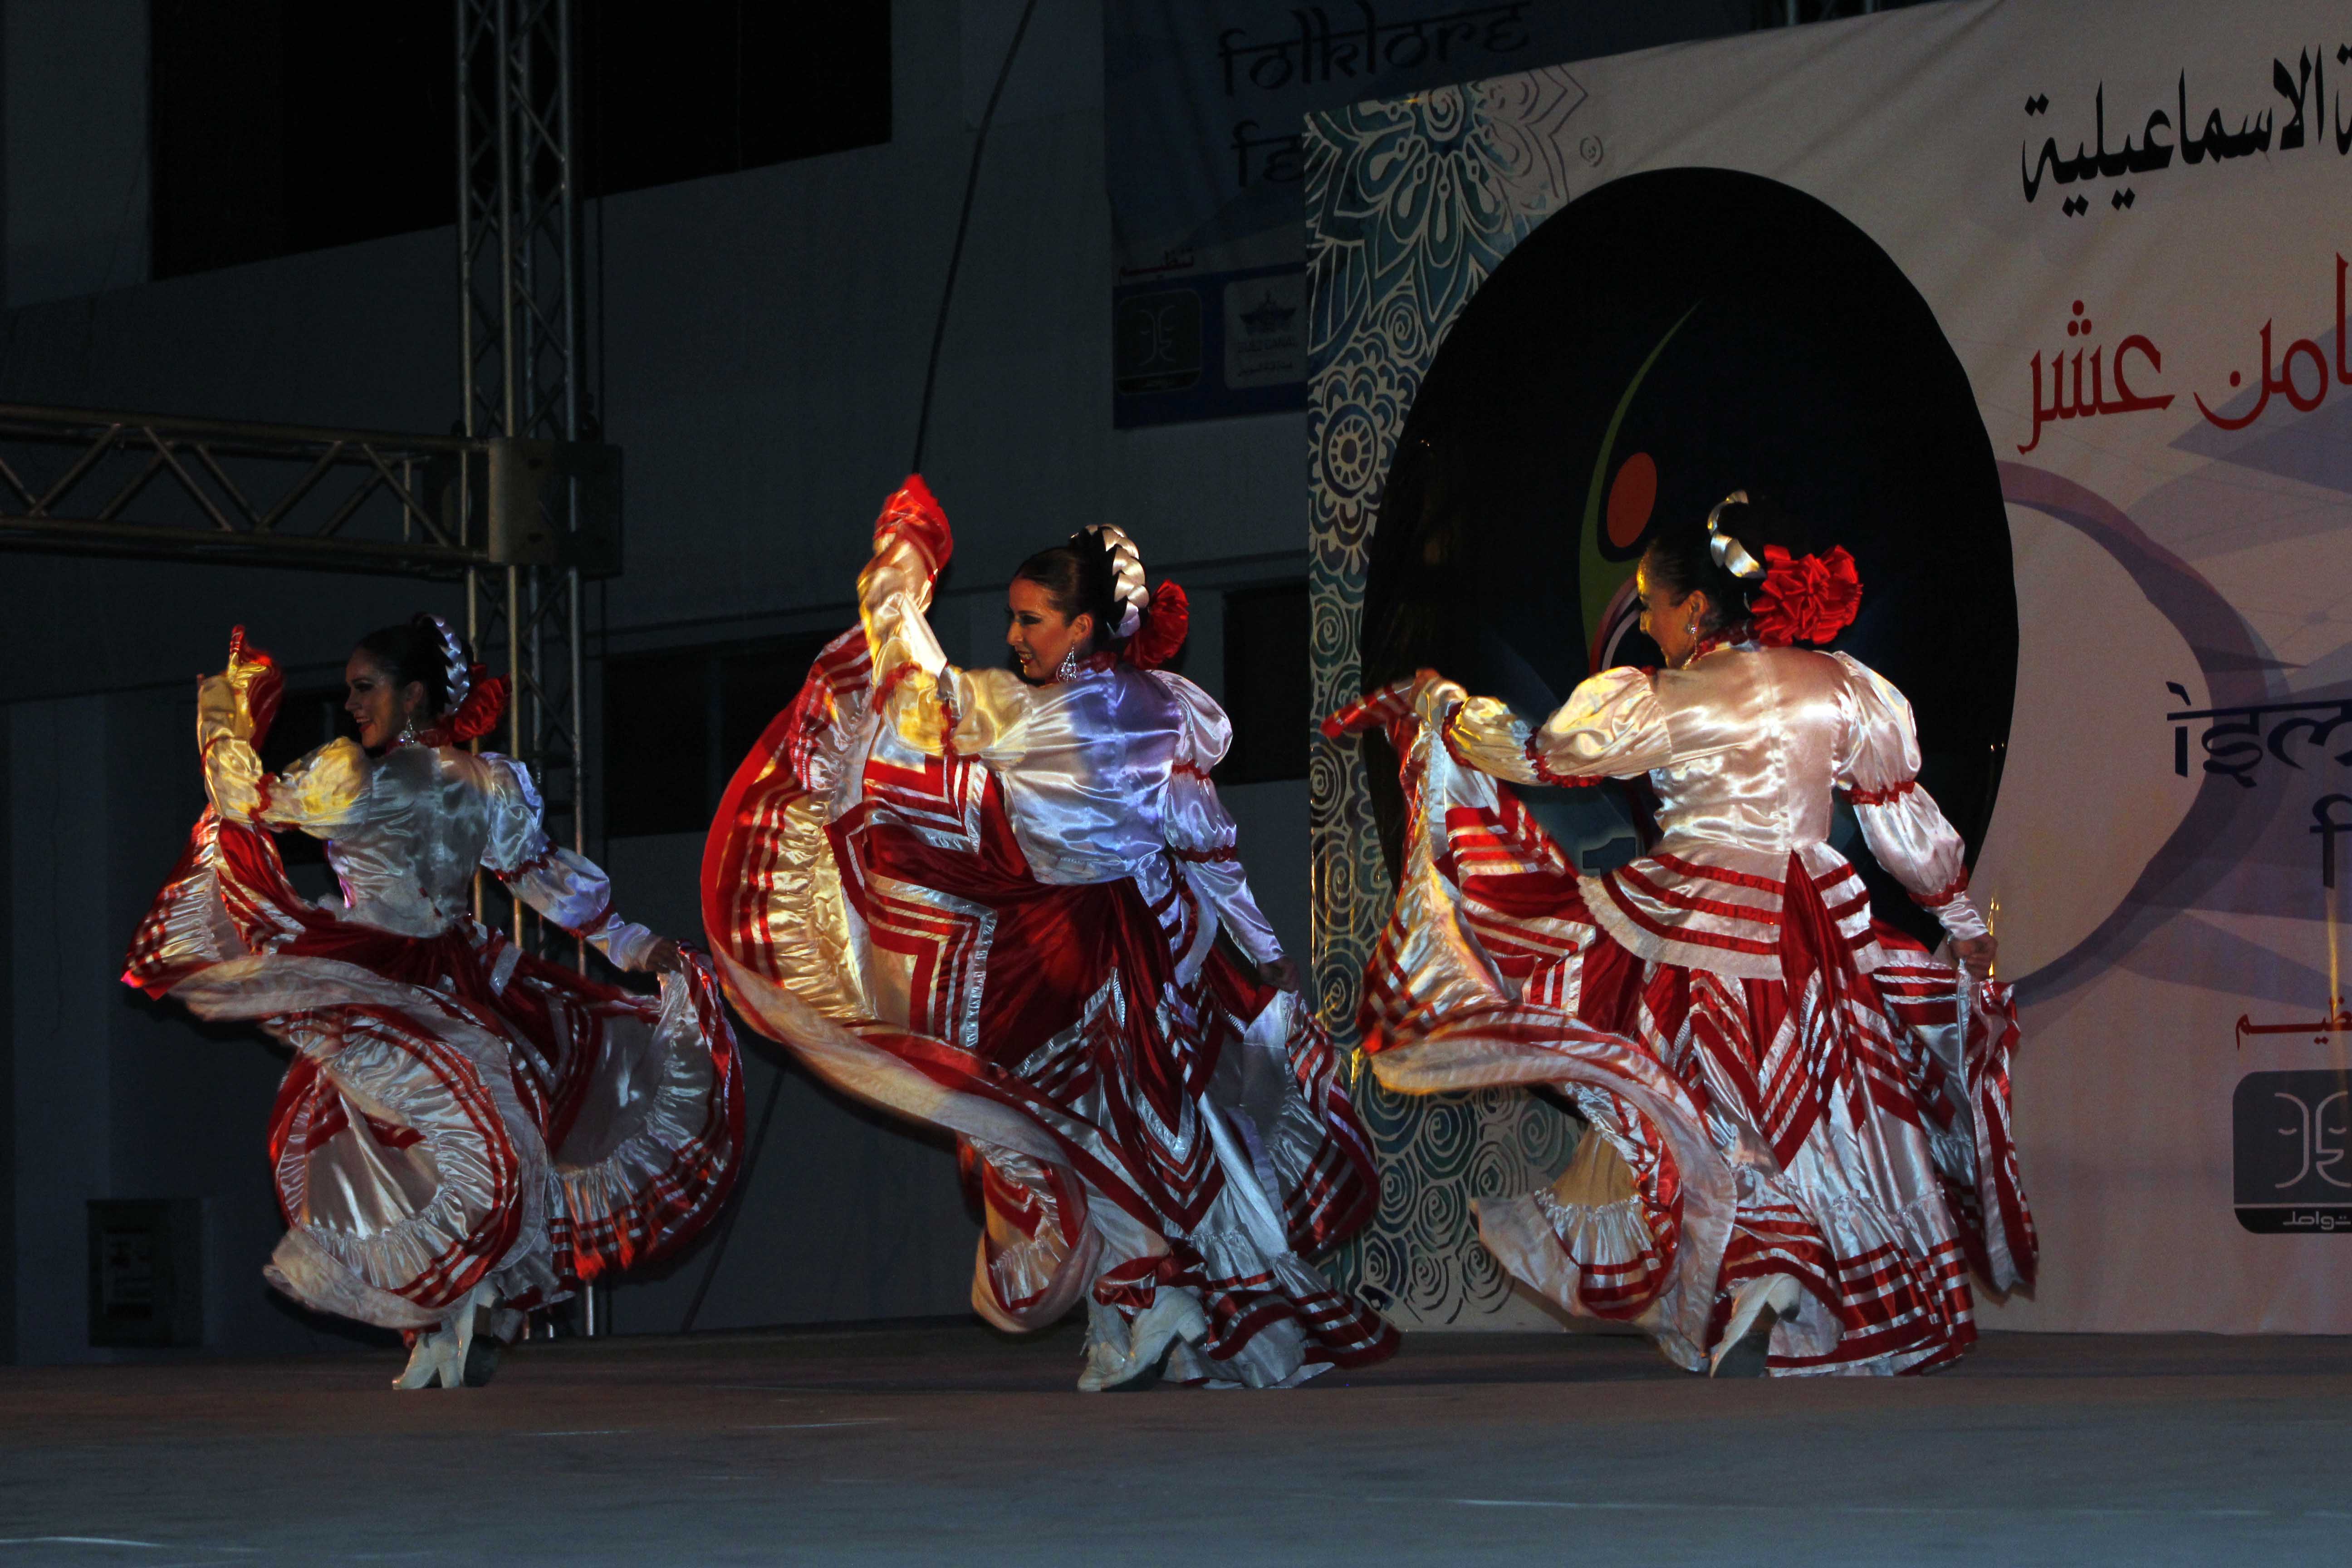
top-left (1911, 872), bottom-right (1971, 909)
top-left (873, 473), bottom-right (954, 573)
top-left (1524, 738), bottom-right (1606, 789)
top-left (1847, 779), bottom-right (1917, 807)
top-left (226, 625), bottom-right (286, 750)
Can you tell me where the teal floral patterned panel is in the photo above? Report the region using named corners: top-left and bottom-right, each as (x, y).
top-left (1305, 68), bottom-right (1590, 1328)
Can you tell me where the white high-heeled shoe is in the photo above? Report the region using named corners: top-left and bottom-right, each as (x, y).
top-left (1709, 1274), bottom-right (1803, 1378)
top-left (1077, 1291), bottom-right (1210, 1393)
top-left (391, 1282), bottom-right (500, 1391)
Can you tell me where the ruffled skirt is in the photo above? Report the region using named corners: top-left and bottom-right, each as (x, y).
top-left (1349, 704), bottom-right (2034, 1376)
top-left (706, 631), bottom-right (1397, 1386)
top-left (125, 811), bottom-right (744, 1332)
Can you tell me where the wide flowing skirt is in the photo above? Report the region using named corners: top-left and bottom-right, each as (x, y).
top-left (125, 810), bottom-right (744, 1331)
top-left (705, 631), bottom-right (1397, 1386)
top-left (1336, 688), bottom-right (2034, 1375)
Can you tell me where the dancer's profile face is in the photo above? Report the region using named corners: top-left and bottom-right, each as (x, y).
top-left (344, 651), bottom-right (426, 749)
top-left (1005, 578), bottom-right (1095, 683)
top-left (1635, 558), bottom-right (1710, 670)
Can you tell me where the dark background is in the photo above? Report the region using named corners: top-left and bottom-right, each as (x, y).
top-left (151, 0), bottom-right (893, 280)
top-left (1358, 167), bottom-right (2017, 944)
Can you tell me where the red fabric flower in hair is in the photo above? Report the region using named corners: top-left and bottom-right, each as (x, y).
top-left (1124, 580), bottom-right (1189, 670)
top-left (1749, 545), bottom-right (1862, 647)
top-left (436, 670), bottom-right (510, 745)
top-left (872, 473), bottom-right (954, 573)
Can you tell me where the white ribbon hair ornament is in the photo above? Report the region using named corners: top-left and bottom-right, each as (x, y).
top-left (1705, 491), bottom-right (1765, 582)
top-left (422, 614), bottom-right (472, 711)
top-left (1079, 524), bottom-right (1149, 639)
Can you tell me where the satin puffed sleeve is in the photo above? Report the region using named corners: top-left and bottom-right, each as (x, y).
top-left (1830, 653), bottom-right (1988, 943)
top-left (479, 755), bottom-right (663, 971)
top-left (858, 526), bottom-right (1033, 763)
top-left (1156, 673), bottom-right (1283, 965)
top-left (198, 672), bottom-right (371, 835)
top-left (1439, 665), bottom-right (1674, 785)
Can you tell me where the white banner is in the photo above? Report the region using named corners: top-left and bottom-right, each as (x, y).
top-left (1315, 0), bottom-right (2352, 1332)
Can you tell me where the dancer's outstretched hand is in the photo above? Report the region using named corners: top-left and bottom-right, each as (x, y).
top-left (1951, 934), bottom-right (1997, 980)
top-left (645, 938), bottom-right (686, 975)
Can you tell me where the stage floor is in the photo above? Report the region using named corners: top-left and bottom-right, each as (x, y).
top-left (5, 1325), bottom-right (2349, 1565)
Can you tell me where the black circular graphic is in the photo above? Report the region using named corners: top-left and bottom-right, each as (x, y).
top-left (1359, 167), bottom-right (2016, 945)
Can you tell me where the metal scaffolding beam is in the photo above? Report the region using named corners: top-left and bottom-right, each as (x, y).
top-left (457, 0), bottom-right (596, 973)
top-left (0, 0), bottom-right (619, 1343)
top-left (0, 404), bottom-right (483, 574)
top-left (0, 404), bottom-right (616, 572)
top-left (459, 0), bottom-right (612, 1338)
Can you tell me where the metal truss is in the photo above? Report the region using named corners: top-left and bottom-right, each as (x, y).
top-left (0, 404), bottom-right (484, 574)
top-left (0, 0), bottom-right (615, 1340)
top-left (457, 0), bottom-right (595, 971)
top-left (461, 0), bottom-right (627, 1338)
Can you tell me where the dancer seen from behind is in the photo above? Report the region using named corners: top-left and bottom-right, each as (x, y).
top-left (127, 617), bottom-right (744, 1388)
top-left (705, 478), bottom-right (1397, 1389)
top-left (1330, 493), bottom-right (2033, 1375)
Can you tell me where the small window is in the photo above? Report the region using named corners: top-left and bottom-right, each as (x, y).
top-left (151, 1), bottom-right (893, 280)
top-left (1219, 583), bottom-right (1310, 785)
top-left (581, 2), bottom-right (893, 198)
top-left (152, 1), bottom-right (456, 279)
top-left (718, 633), bottom-right (843, 774)
top-left (603, 650), bottom-right (714, 838)
top-left (603, 629), bottom-right (847, 838)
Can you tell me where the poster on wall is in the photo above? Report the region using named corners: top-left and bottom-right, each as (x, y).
top-left (1306, 0), bottom-right (2352, 1332)
top-left (1100, 0), bottom-right (1751, 427)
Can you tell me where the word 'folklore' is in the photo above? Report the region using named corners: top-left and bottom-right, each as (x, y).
top-left (1218, 2), bottom-right (1533, 97)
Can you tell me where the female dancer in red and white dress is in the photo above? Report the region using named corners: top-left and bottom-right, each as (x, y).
top-left (704, 478), bottom-right (1396, 1390)
top-left (126, 617), bottom-right (743, 1387)
top-left (1329, 494), bottom-right (2033, 1376)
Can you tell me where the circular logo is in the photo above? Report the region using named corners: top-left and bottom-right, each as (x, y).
top-left (1357, 168), bottom-right (2016, 938)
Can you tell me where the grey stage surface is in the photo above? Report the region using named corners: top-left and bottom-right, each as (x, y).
top-left (5, 1326), bottom-right (2348, 1566)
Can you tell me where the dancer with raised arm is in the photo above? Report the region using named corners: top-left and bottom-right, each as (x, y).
top-left (705, 477), bottom-right (1396, 1390)
top-left (126, 617), bottom-right (743, 1388)
top-left (1328, 493), bottom-right (2033, 1376)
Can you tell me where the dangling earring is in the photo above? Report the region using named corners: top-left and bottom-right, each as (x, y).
top-left (1055, 645), bottom-right (1081, 682)
top-left (397, 711), bottom-right (420, 745)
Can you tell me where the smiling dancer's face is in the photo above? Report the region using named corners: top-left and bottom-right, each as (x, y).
top-left (344, 650), bottom-right (426, 749)
top-left (1005, 578), bottom-right (1096, 684)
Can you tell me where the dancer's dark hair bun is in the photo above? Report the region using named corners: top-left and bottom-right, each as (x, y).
top-left (1642, 493), bottom-right (1814, 634)
top-left (354, 615), bottom-right (473, 717)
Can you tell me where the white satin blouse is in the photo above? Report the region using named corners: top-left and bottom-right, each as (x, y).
top-left (1437, 642), bottom-right (1987, 980)
top-left (858, 538), bottom-right (1284, 965)
top-left (197, 676), bottom-right (659, 970)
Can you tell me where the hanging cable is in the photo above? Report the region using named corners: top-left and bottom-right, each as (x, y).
top-left (909, 0), bottom-right (1042, 474)
top-left (681, 3), bottom-right (1040, 1334)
